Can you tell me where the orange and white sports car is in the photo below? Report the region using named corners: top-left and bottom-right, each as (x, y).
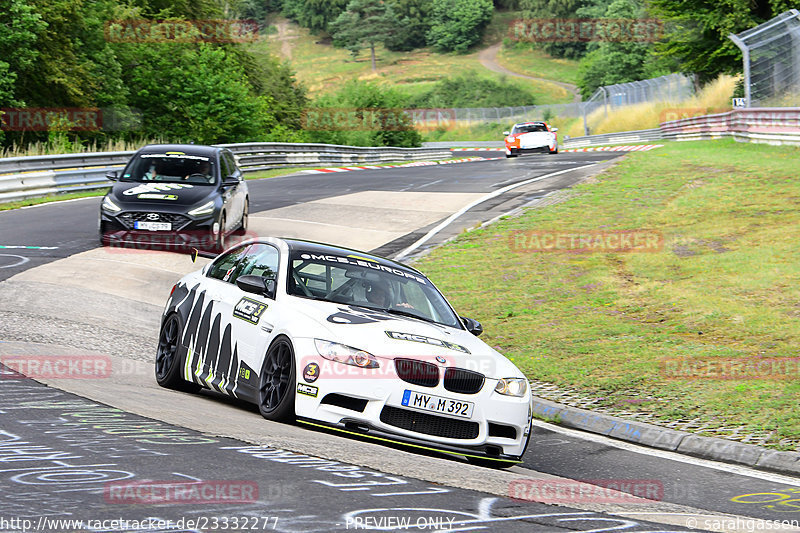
top-left (503, 121), bottom-right (558, 157)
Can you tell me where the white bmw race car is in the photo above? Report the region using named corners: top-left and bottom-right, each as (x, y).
top-left (504, 121), bottom-right (558, 157)
top-left (156, 238), bottom-right (533, 466)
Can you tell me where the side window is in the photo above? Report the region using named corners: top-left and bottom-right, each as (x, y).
top-left (235, 244), bottom-right (279, 280)
top-left (219, 154), bottom-right (232, 180)
top-left (207, 245), bottom-right (248, 282)
top-left (223, 152), bottom-right (240, 179)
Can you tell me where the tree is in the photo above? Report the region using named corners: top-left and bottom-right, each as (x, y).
top-left (649, 0), bottom-right (797, 83)
top-left (518, 0), bottom-right (591, 59)
top-left (0, 0), bottom-right (45, 107)
top-left (576, 0), bottom-right (665, 98)
top-left (120, 43), bottom-right (277, 144)
top-left (384, 0), bottom-right (431, 51)
top-left (329, 0), bottom-right (400, 71)
top-left (307, 80), bottom-right (421, 147)
top-left (426, 0), bottom-right (493, 53)
top-left (282, 0), bottom-right (348, 33)
top-left (409, 73), bottom-right (537, 107)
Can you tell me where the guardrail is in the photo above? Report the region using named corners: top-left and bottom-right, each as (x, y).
top-left (0, 143), bottom-right (451, 203)
top-left (660, 107), bottom-right (800, 145)
top-left (563, 107), bottom-right (800, 148)
top-left (562, 128), bottom-right (664, 148)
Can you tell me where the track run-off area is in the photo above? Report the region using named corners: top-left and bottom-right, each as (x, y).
top-left (1, 151), bottom-right (798, 533)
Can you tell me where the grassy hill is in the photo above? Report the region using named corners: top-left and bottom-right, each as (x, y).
top-left (249, 15), bottom-right (579, 106)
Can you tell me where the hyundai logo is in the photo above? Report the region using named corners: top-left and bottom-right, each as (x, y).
top-left (435, 356), bottom-right (446, 364)
top-left (146, 213), bottom-right (160, 221)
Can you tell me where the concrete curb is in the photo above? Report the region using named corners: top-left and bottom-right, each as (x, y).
top-left (532, 397), bottom-right (800, 476)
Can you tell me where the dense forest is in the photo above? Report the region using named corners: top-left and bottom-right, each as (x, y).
top-left (0, 0), bottom-right (794, 150)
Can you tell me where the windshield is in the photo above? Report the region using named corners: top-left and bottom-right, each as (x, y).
top-left (122, 153), bottom-right (217, 185)
top-left (512, 124), bottom-right (548, 134)
top-left (289, 252), bottom-right (462, 328)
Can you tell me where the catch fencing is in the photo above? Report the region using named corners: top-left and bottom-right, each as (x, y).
top-left (443, 74), bottom-right (694, 136)
top-left (730, 10), bottom-right (800, 107)
top-left (0, 143), bottom-right (451, 203)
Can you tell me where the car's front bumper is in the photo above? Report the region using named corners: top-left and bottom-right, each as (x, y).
top-left (100, 210), bottom-right (217, 248)
top-left (293, 341), bottom-right (533, 460)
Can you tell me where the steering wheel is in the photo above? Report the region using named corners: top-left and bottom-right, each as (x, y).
top-left (184, 173), bottom-right (208, 181)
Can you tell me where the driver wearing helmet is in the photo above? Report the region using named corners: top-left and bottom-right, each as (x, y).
top-left (184, 160), bottom-right (212, 181)
top-left (365, 279), bottom-right (413, 309)
top-left (365, 279), bottom-right (391, 307)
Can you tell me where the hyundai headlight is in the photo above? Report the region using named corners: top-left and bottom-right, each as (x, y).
top-left (314, 339), bottom-right (379, 368)
top-left (495, 377), bottom-right (528, 397)
top-left (188, 200), bottom-right (215, 217)
top-left (101, 196), bottom-right (121, 213)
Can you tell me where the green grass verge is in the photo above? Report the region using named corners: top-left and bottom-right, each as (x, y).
top-left (414, 139), bottom-right (800, 448)
top-left (0, 189), bottom-right (108, 211)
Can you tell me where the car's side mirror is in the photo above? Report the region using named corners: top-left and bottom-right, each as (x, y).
top-left (503, 131), bottom-right (510, 136)
top-left (222, 175), bottom-right (239, 187)
top-left (461, 316), bottom-right (483, 336)
top-left (551, 127), bottom-right (558, 132)
top-left (105, 171), bottom-right (118, 181)
top-left (237, 275), bottom-right (276, 299)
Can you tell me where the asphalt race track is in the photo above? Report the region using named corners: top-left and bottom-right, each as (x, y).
top-left (1, 152), bottom-right (799, 532)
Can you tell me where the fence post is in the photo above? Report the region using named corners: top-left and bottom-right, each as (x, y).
top-left (729, 33), bottom-right (751, 108)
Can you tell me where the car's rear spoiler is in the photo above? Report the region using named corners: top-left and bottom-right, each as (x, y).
top-left (190, 247), bottom-right (217, 262)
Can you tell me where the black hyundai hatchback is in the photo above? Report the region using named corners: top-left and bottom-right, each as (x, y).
top-left (99, 144), bottom-right (249, 251)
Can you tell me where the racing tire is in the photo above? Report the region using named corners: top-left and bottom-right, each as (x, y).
top-left (155, 313), bottom-right (200, 392)
top-left (549, 148), bottom-right (558, 154)
top-left (235, 199), bottom-right (249, 235)
top-left (505, 151), bottom-right (518, 158)
top-left (258, 336), bottom-right (296, 422)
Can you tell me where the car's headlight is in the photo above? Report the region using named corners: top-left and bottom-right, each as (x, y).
top-left (495, 377), bottom-right (528, 397)
top-left (314, 339), bottom-right (379, 368)
top-left (188, 200), bottom-right (215, 217)
top-left (101, 196), bottom-right (121, 213)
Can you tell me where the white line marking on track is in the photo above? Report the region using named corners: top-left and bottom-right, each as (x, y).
top-left (17, 196), bottom-right (99, 209)
top-left (0, 254), bottom-right (30, 269)
top-left (0, 245), bottom-right (59, 250)
top-left (393, 163), bottom-right (597, 261)
top-left (534, 419), bottom-right (800, 485)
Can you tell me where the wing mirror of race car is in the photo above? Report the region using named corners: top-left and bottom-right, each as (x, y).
top-left (503, 131), bottom-right (510, 136)
top-left (461, 316), bottom-right (483, 337)
top-left (222, 175), bottom-right (240, 187)
top-left (551, 127), bottom-right (558, 132)
top-left (236, 275), bottom-right (277, 300)
top-left (105, 170), bottom-right (119, 181)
